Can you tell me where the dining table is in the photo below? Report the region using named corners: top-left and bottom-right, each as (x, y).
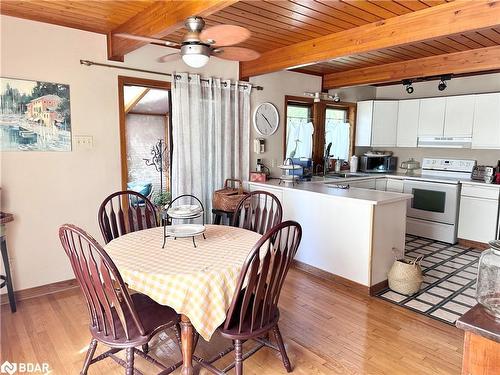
top-left (105, 224), bottom-right (262, 375)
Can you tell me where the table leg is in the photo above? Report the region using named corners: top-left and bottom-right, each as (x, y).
top-left (180, 314), bottom-right (195, 375)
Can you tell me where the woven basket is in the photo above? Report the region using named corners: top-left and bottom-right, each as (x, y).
top-left (387, 254), bottom-right (424, 296)
top-left (212, 179), bottom-right (248, 213)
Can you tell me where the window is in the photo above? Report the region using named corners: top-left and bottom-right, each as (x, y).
top-left (325, 107), bottom-right (350, 161)
top-left (285, 103), bottom-right (313, 159)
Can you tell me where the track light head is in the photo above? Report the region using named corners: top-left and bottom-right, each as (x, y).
top-left (402, 79), bottom-right (414, 94)
top-left (332, 93), bottom-right (341, 103)
top-left (438, 74), bottom-right (451, 91)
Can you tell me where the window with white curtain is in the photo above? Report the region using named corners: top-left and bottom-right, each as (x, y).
top-left (324, 107), bottom-right (350, 161)
top-left (285, 104), bottom-right (313, 159)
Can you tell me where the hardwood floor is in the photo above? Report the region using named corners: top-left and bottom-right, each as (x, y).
top-left (0, 268), bottom-right (464, 374)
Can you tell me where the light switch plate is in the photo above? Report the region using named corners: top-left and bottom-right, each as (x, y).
top-left (73, 135), bottom-right (93, 150)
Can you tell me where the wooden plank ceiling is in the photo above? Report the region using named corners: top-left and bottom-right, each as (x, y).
top-left (2, 0), bottom-right (500, 88)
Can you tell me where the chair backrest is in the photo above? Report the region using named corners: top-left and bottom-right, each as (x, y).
top-left (232, 191), bottom-right (282, 235)
top-left (98, 190), bottom-right (157, 244)
top-left (224, 221), bottom-right (302, 334)
top-left (59, 224), bottom-right (145, 341)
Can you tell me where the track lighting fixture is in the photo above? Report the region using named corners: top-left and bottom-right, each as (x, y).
top-left (438, 75), bottom-right (451, 91)
top-left (402, 79), bottom-right (414, 94)
top-left (332, 93), bottom-right (341, 103)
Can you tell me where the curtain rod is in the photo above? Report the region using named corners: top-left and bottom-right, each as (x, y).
top-left (80, 60), bottom-right (263, 91)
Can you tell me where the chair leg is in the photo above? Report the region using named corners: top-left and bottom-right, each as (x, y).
top-left (273, 326), bottom-right (292, 373)
top-left (234, 339), bottom-right (243, 375)
top-left (125, 347), bottom-right (134, 375)
top-left (142, 343), bottom-right (149, 354)
top-left (80, 339), bottom-right (98, 375)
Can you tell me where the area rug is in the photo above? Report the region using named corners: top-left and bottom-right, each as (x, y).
top-left (376, 235), bottom-right (481, 325)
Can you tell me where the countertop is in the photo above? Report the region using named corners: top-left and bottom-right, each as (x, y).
top-left (248, 179), bottom-right (413, 206)
top-left (456, 304), bottom-right (500, 343)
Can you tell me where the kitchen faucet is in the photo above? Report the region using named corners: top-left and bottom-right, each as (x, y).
top-left (323, 142), bottom-right (332, 176)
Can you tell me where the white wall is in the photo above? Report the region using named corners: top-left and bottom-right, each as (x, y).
top-left (249, 71), bottom-right (322, 177)
top-left (328, 85), bottom-right (376, 102)
top-left (0, 15), bottom-right (239, 292)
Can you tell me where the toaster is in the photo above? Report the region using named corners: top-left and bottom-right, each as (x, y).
top-left (471, 165), bottom-right (495, 181)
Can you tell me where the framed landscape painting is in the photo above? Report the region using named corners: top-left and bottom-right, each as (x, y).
top-left (0, 77), bottom-right (71, 151)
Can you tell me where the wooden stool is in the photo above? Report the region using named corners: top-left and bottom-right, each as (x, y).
top-left (212, 209), bottom-right (234, 225)
top-left (0, 212), bottom-right (16, 313)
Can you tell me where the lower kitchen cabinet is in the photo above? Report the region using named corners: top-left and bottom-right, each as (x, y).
top-left (375, 178), bottom-right (387, 191)
top-left (386, 178), bottom-right (404, 193)
top-left (458, 184), bottom-right (500, 244)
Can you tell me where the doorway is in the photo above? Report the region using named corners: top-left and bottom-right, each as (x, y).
top-left (118, 76), bottom-right (171, 204)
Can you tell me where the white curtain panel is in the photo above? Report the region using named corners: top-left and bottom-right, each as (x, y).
top-left (325, 120), bottom-right (350, 161)
top-left (285, 119), bottom-right (314, 159)
top-left (171, 73), bottom-right (251, 220)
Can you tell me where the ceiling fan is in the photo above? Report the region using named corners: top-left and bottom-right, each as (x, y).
top-left (115, 16), bottom-right (260, 68)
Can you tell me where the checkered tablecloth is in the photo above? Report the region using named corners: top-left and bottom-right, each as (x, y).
top-left (105, 225), bottom-right (261, 340)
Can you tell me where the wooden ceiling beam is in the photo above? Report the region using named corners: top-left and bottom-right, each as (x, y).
top-left (240, 0), bottom-right (500, 79)
top-left (108, 0), bottom-right (239, 61)
top-left (323, 45), bottom-right (500, 89)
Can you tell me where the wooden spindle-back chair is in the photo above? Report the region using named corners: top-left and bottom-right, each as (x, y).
top-left (197, 221), bottom-right (302, 375)
top-left (58, 224), bottom-right (181, 375)
top-left (232, 191), bottom-right (282, 235)
top-left (98, 190), bottom-right (157, 244)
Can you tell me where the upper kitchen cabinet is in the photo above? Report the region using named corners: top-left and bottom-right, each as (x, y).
top-left (355, 100), bottom-right (373, 147)
top-left (417, 97), bottom-right (446, 136)
top-left (396, 99), bottom-right (420, 147)
top-left (472, 93), bottom-right (500, 149)
top-left (355, 100), bottom-right (398, 147)
top-left (371, 101), bottom-right (398, 147)
top-left (444, 95), bottom-right (474, 137)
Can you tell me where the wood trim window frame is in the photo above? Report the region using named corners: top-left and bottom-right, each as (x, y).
top-left (283, 95), bottom-right (357, 167)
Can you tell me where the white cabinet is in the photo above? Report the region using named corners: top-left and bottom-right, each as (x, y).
top-left (472, 93), bottom-right (500, 149)
top-left (371, 101), bottom-right (398, 147)
top-left (418, 97), bottom-right (446, 136)
top-left (375, 178), bottom-right (387, 191)
top-left (396, 99), bottom-right (420, 147)
top-left (386, 179), bottom-right (404, 193)
top-left (355, 101), bottom-right (373, 147)
top-left (444, 95), bottom-right (474, 137)
top-left (355, 100), bottom-right (398, 147)
top-left (458, 184), bottom-right (499, 243)
top-left (349, 179), bottom-right (376, 190)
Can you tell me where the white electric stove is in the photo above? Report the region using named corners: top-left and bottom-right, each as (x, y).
top-left (404, 158), bottom-right (476, 244)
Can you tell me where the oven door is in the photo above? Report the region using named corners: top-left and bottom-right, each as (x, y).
top-left (403, 180), bottom-right (459, 225)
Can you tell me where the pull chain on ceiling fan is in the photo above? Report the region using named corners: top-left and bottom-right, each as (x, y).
top-left (115, 16), bottom-right (260, 68)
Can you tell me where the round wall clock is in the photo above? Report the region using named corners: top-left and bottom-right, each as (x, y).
top-left (253, 102), bottom-right (279, 136)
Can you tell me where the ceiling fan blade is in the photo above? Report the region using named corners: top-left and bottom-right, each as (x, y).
top-left (114, 33), bottom-right (180, 47)
top-left (213, 47), bottom-right (260, 61)
top-left (157, 52), bottom-right (181, 63)
top-left (200, 25), bottom-right (251, 46)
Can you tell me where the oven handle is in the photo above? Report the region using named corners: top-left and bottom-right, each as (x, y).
top-left (403, 180), bottom-right (459, 194)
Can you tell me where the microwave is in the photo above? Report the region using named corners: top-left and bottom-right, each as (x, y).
top-left (359, 155), bottom-right (398, 173)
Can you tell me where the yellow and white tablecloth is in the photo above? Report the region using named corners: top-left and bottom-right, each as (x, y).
top-left (105, 225), bottom-right (261, 340)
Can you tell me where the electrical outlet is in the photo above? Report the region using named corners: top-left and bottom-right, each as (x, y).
top-left (73, 135), bottom-right (94, 150)
top-left (271, 159), bottom-right (277, 168)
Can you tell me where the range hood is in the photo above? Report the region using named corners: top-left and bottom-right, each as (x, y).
top-left (417, 136), bottom-right (472, 149)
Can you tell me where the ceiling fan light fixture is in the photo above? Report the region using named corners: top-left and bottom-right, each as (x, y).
top-left (181, 44), bottom-right (210, 68)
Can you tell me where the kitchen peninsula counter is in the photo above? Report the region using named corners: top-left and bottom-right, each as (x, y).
top-left (248, 179), bottom-right (412, 293)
